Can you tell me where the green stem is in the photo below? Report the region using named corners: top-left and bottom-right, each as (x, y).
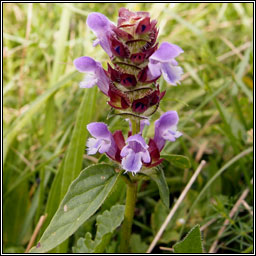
top-left (119, 118), bottom-right (139, 252)
top-left (131, 118), bottom-right (140, 135)
top-left (119, 179), bottom-right (137, 253)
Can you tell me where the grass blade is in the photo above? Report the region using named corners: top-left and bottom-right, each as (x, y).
top-left (3, 71), bottom-right (76, 165)
top-left (179, 147), bottom-right (253, 239)
top-left (44, 5), bottom-right (71, 142)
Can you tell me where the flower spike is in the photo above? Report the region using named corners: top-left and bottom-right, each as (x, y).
top-left (75, 8), bottom-right (184, 174)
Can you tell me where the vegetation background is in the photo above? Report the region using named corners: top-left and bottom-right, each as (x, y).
top-left (3, 2), bottom-right (253, 253)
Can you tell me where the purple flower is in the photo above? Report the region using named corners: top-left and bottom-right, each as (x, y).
top-left (73, 56), bottom-right (110, 95)
top-left (87, 122), bottom-right (117, 159)
top-left (87, 12), bottom-right (115, 57)
top-left (148, 42), bottom-right (183, 85)
top-left (154, 111), bottom-right (182, 151)
top-left (120, 134), bottom-right (151, 174)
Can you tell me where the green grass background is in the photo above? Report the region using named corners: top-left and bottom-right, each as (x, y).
top-left (3, 3), bottom-right (253, 253)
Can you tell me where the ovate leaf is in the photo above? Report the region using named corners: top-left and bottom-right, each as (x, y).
top-left (73, 204), bottom-right (125, 253)
top-left (162, 154), bottom-right (191, 169)
top-left (173, 225), bottom-right (203, 253)
top-left (141, 168), bottom-right (169, 208)
top-left (30, 164), bottom-right (118, 253)
top-left (101, 177), bottom-right (126, 212)
top-left (39, 86), bottom-right (97, 247)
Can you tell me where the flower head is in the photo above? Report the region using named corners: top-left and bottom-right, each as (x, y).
top-left (120, 134), bottom-right (151, 174)
top-left (76, 8), bottom-right (184, 174)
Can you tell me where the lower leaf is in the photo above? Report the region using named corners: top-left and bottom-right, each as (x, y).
top-left (173, 224), bottom-right (203, 253)
top-left (73, 204), bottom-right (125, 253)
top-left (161, 154), bottom-right (191, 169)
top-left (29, 164), bottom-right (119, 253)
top-left (141, 167), bottom-right (169, 208)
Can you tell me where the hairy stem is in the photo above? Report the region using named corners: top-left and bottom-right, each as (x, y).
top-left (119, 179), bottom-right (137, 253)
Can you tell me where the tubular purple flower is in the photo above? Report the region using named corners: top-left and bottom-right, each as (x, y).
top-left (87, 12), bottom-right (115, 57)
top-left (120, 134), bottom-right (151, 174)
top-left (86, 122), bottom-right (117, 158)
top-left (154, 111), bottom-right (182, 151)
top-left (148, 42), bottom-right (184, 85)
top-left (73, 56), bottom-right (110, 95)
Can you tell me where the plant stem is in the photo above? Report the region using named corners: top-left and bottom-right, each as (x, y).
top-left (119, 118), bottom-right (139, 252)
top-left (119, 179), bottom-right (137, 253)
top-left (131, 118), bottom-right (140, 135)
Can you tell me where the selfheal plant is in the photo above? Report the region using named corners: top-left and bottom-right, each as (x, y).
top-left (27, 8), bottom-right (204, 255)
top-left (74, 8), bottom-right (183, 174)
top-left (73, 8), bottom-right (184, 252)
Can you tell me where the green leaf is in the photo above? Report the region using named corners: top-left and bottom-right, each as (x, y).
top-left (98, 154), bottom-right (110, 163)
top-left (53, 86), bottom-right (97, 252)
top-left (30, 164), bottom-right (119, 253)
top-left (39, 87), bottom-right (97, 247)
top-left (60, 87), bottom-right (98, 200)
top-left (101, 176), bottom-right (126, 212)
top-left (173, 225), bottom-right (203, 253)
top-left (75, 233), bottom-right (95, 253)
top-left (161, 154), bottom-right (191, 169)
top-left (105, 240), bottom-right (118, 253)
top-left (73, 204), bottom-right (125, 253)
top-left (141, 168), bottom-right (169, 208)
top-left (130, 234), bottom-right (148, 253)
